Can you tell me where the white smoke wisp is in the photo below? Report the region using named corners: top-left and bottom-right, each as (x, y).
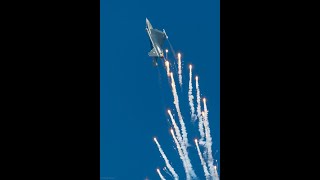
top-left (202, 98), bottom-right (215, 178)
top-left (196, 76), bottom-right (205, 144)
top-left (157, 168), bottom-right (166, 180)
top-left (170, 72), bottom-right (189, 147)
top-left (170, 129), bottom-right (191, 180)
top-left (195, 139), bottom-right (210, 179)
top-left (154, 137), bottom-right (179, 180)
top-left (188, 65), bottom-right (197, 122)
top-left (163, 167), bottom-right (173, 179)
top-left (177, 53), bottom-right (182, 87)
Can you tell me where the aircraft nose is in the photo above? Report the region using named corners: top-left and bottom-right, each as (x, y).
top-left (146, 18), bottom-right (152, 29)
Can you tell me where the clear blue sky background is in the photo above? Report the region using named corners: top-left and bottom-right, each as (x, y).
top-left (101, 0), bottom-right (219, 179)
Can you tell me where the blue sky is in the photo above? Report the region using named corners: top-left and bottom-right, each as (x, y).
top-left (101, 0), bottom-right (219, 179)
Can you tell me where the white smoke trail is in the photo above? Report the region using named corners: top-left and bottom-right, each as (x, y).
top-left (188, 65), bottom-right (197, 122)
top-left (157, 168), bottom-right (166, 180)
top-left (177, 53), bottom-right (182, 87)
top-left (202, 98), bottom-right (215, 178)
top-left (170, 72), bottom-right (189, 147)
top-left (195, 139), bottom-right (210, 179)
top-left (168, 111), bottom-right (197, 179)
top-left (203, 98), bottom-right (209, 124)
top-left (165, 60), bottom-right (170, 76)
top-left (170, 129), bottom-right (191, 180)
top-left (154, 138), bottom-right (179, 180)
top-left (196, 76), bottom-right (205, 144)
top-left (168, 110), bottom-right (183, 150)
top-left (169, 71), bottom-right (197, 179)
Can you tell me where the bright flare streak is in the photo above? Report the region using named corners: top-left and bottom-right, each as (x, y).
top-left (170, 129), bottom-right (191, 180)
top-left (213, 165), bottom-right (219, 180)
top-left (170, 72), bottom-right (189, 147)
top-left (203, 99), bottom-right (215, 178)
top-left (188, 64), bottom-right (196, 122)
top-left (165, 61), bottom-right (170, 76)
top-left (154, 138), bottom-right (179, 180)
top-left (177, 53), bottom-right (182, 87)
top-left (165, 49), bottom-right (169, 59)
top-left (195, 138), bottom-right (210, 179)
top-left (168, 110), bottom-right (183, 149)
top-left (157, 169), bottom-right (166, 180)
top-left (196, 76), bottom-right (205, 144)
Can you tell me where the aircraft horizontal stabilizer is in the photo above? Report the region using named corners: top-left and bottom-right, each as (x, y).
top-left (148, 48), bottom-right (158, 57)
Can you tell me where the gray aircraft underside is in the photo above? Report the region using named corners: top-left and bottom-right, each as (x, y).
top-left (146, 18), bottom-right (167, 66)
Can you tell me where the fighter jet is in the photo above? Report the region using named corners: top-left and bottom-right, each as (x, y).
top-left (146, 18), bottom-right (168, 66)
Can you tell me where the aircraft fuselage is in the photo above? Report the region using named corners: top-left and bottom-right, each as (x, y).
top-left (146, 18), bottom-right (166, 59)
